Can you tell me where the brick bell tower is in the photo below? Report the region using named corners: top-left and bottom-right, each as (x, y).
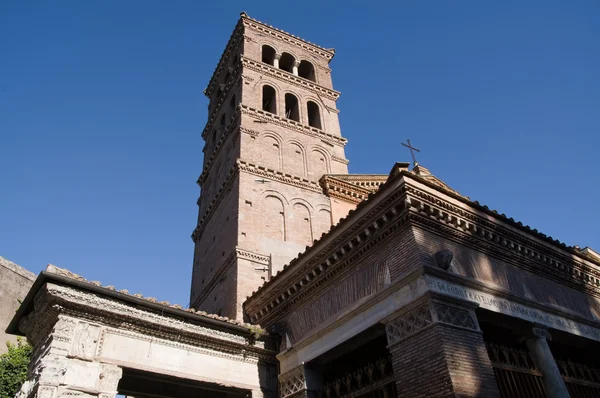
top-left (190, 13), bottom-right (349, 319)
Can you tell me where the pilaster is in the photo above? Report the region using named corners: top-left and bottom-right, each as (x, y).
top-left (15, 315), bottom-right (122, 398)
top-left (384, 295), bottom-right (501, 397)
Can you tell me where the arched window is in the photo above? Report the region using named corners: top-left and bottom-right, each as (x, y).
top-left (220, 114), bottom-right (226, 129)
top-left (229, 94), bottom-right (236, 111)
top-left (262, 85), bottom-right (276, 114)
top-left (298, 60), bottom-right (316, 82)
top-left (307, 101), bottom-right (322, 129)
top-left (285, 94), bottom-right (300, 122)
top-left (279, 52), bottom-right (295, 73)
top-left (262, 45), bottom-right (276, 65)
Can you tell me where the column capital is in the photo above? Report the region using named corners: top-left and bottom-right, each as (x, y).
top-left (274, 53), bottom-right (282, 60)
top-left (530, 324), bottom-right (552, 340)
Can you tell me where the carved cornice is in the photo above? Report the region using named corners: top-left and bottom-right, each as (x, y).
top-left (244, 182), bottom-right (412, 325)
top-left (238, 160), bottom-right (323, 193)
top-left (242, 57), bottom-right (340, 101)
top-left (204, 20), bottom-right (244, 97)
top-left (198, 110), bottom-right (241, 185)
top-left (202, 67), bottom-right (243, 140)
top-left (240, 126), bottom-right (260, 137)
top-left (192, 165), bottom-right (239, 242)
top-left (192, 248), bottom-right (270, 310)
top-left (241, 14), bottom-right (335, 60)
top-left (241, 105), bottom-right (347, 147)
top-left (321, 175), bottom-right (384, 205)
top-left (191, 250), bottom-right (237, 310)
top-left (26, 283), bottom-right (275, 363)
top-left (405, 184), bottom-right (600, 296)
top-left (331, 155), bottom-right (349, 165)
top-left (237, 248), bottom-right (270, 265)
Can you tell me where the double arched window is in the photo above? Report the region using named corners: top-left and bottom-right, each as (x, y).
top-left (260, 46), bottom-right (316, 82)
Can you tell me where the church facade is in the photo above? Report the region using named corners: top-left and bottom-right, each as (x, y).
top-left (7, 13), bottom-right (600, 398)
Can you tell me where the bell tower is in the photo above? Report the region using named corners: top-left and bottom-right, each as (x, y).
top-left (190, 13), bottom-right (349, 319)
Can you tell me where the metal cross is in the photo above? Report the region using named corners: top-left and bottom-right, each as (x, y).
top-left (401, 139), bottom-right (420, 167)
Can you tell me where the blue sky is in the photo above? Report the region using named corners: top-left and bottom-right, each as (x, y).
top-left (1, 1), bottom-right (598, 307)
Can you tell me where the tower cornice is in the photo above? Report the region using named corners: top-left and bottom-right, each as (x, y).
top-left (242, 57), bottom-right (340, 100)
top-left (240, 12), bottom-right (335, 60)
top-left (204, 19), bottom-right (245, 98)
top-left (240, 105), bottom-right (347, 147)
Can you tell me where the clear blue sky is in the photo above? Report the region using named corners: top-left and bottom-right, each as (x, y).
top-left (1, 1), bottom-right (598, 307)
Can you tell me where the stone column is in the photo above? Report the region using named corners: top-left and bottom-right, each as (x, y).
top-left (273, 54), bottom-right (281, 69)
top-left (524, 326), bottom-right (570, 398)
top-left (384, 296), bottom-right (501, 397)
top-left (278, 364), bottom-right (321, 398)
top-left (292, 61), bottom-right (300, 76)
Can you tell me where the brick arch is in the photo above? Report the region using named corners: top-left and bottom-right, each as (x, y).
top-left (261, 131), bottom-right (283, 171)
top-left (260, 192), bottom-right (287, 242)
top-left (283, 139), bottom-right (307, 177)
top-left (288, 200), bottom-right (313, 246)
top-left (260, 82), bottom-right (280, 115)
top-left (314, 204), bottom-right (332, 238)
top-left (309, 146), bottom-right (331, 180)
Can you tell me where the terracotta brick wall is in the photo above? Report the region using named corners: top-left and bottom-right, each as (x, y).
top-left (389, 324), bottom-right (500, 397)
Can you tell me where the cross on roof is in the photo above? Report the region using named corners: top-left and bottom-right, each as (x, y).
top-left (401, 139), bottom-right (420, 168)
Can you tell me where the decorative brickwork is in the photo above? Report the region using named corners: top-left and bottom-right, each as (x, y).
top-left (279, 366), bottom-right (306, 398)
top-left (432, 302), bottom-right (478, 330)
top-left (385, 303), bottom-right (433, 346)
top-left (387, 314), bottom-right (501, 397)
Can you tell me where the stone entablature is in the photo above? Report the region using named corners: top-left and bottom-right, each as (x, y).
top-left (9, 267), bottom-right (276, 398)
top-left (320, 174), bottom-right (387, 205)
top-left (245, 168), bottom-right (600, 327)
top-left (275, 266), bottom-right (600, 375)
top-left (405, 179), bottom-right (600, 295)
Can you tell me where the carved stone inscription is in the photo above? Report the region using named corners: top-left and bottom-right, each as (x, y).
top-left (426, 276), bottom-right (600, 341)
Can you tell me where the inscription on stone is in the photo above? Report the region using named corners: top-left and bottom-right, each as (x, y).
top-left (426, 276), bottom-right (600, 342)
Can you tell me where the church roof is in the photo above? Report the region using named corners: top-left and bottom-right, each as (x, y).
top-left (6, 264), bottom-right (260, 336)
top-left (246, 162), bottom-right (600, 314)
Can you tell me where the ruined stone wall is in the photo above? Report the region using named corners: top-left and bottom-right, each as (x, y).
top-left (0, 256), bottom-right (35, 354)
